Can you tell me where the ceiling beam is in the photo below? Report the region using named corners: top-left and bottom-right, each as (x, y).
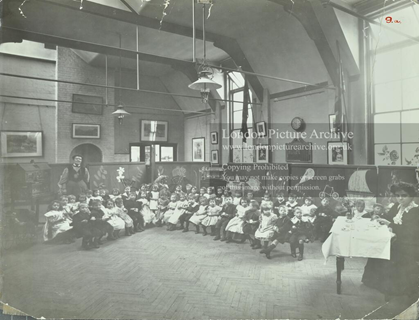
top-left (24, 0), bottom-right (264, 101)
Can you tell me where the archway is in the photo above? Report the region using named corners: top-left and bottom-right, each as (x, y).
top-left (70, 143), bottom-right (103, 164)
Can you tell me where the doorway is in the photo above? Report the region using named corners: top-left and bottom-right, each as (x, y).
top-left (70, 143), bottom-right (103, 164)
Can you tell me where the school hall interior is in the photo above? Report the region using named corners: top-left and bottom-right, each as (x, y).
top-left (1, 0), bottom-right (419, 319)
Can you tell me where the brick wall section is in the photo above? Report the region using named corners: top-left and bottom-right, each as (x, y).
top-left (57, 47), bottom-right (116, 163)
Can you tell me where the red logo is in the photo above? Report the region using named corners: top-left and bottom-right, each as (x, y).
top-left (385, 16), bottom-right (401, 24)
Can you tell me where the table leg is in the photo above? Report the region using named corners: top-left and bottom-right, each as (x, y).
top-left (336, 256), bottom-right (345, 294)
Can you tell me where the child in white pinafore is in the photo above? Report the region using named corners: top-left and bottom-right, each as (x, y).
top-left (201, 198), bottom-right (222, 236)
top-left (189, 197), bottom-right (209, 234)
top-left (137, 191), bottom-right (155, 227)
top-left (163, 194), bottom-right (178, 224)
top-left (149, 184), bottom-right (160, 218)
top-left (114, 198), bottom-right (134, 236)
top-left (225, 198), bottom-right (249, 242)
top-left (254, 204), bottom-right (278, 252)
top-left (103, 200), bottom-right (126, 238)
top-left (167, 193), bottom-right (189, 231)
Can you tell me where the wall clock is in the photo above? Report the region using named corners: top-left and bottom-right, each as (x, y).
top-left (291, 117), bottom-right (305, 132)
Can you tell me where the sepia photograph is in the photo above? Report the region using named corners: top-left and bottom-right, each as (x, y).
top-left (1, 0), bottom-right (419, 319)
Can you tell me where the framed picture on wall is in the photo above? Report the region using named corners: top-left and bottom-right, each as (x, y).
top-left (256, 145), bottom-right (269, 163)
top-left (141, 120), bottom-right (168, 142)
top-left (211, 150), bottom-right (219, 164)
top-left (0, 131), bottom-right (43, 157)
top-left (192, 137), bottom-right (205, 161)
top-left (72, 124), bottom-right (101, 139)
top-left (72, 94), bottom-right (103, 115)
top-left (211, 132), bottom-right (218, 145)
top-left (327, 142), bottom-right (348, 165)
top-left (329, 114), bottom-right (336, 133)
top-left (256, 121), bottom-right (267, 137)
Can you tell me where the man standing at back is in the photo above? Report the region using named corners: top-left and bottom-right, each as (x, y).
top-left (58, 155), bottom-right (90, 196)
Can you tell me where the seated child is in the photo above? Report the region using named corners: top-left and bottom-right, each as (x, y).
top-left (104, 200), bottom-right (126, 239)
top-left (114, 198), bottom-right (134, 236)
top-left (78, 194), bottom-right (88, 205)
top-left (352, 200), bottom-right (369, 219)
top-left (121, 186), bottom-right (131, 202)
top-left (167, 192), bottom-right (189, 231)
top-left (180, 194), bottom-right (200, 232)
top-left (43, 200), bottom-right (74, 243)
top-left (137, 191), bottom-right (155, 228)
top-left (254, 204), bottom-right (278, 252)
top-left (242, 200), bottom-right (261, 246)
top-left (90, 199), bottom-right (115, 242)
top-left (273, 192), bottom-right (286, 216)
top-left (155, 197), bottom-right (169, 227)
top-left (285, 193), bottom-right (299, 216)
top-left (123, 192), bottom-right (144, 232)
top-left (185, 184), bottom-right (193, 195)
top-left (86, 190), bottom-right (93, 204)
top-left (188, 197), bottom-right (209, 234)
top-left (245, 191), bottom-right (254, 204)
top-left (300, 197), bottom-right (317, 217)
top-left (371, 203), bottom-right (386, 220)
top-left (263, 205), bottom-right (293, 259)
top-left (288, 207), bottom-right (313, 261)
top-left (213, 195), bottom-right (236, 241)
top-left (201, 198), bottom-right (222, 236)
top-left (67, 195), bottom-right (80, 214)
top-left (216, 187), bottom-right (224, 203)
top-left (232, 191), bottom-right (242, 206)
top-left (71, 203), bottom-right (96, 249)
top-left (225, 198), bottom-right (249, 243)
top-left (149, 184), bottom-right (160, 215)
top-left (60, 195), bottom-right (73, 220)
top-left (162, 193), bottom-right (179, 225)
top-left (313, 197), bottom-right (337, 242)
top-left (100, 189), bottom-right (111, 206)
top-left (260, 193), bottom-right (273, 209)
top-left (89, 189), bottom-right (103, 206)
top-left (109, 188), bottom-right (122, 202)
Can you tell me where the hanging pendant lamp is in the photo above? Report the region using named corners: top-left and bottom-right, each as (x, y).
top-left (113, 33), bottom-right (130, 124)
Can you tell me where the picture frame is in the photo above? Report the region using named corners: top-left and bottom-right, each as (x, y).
top-left (211, 131), bottom-right (218, 145)
top-left (72, 124), bottom-right (101, 139)
top-left (141, 120), bottom-right (168, 142)
top-left (329, 114), bottom-right (336, 133)
top-left (192, 137), bottom-right (205, 162)
top-left (328, 141), bottom-right (349, 165)
top-left (0, 131), bottom-right (43, 157)
top-left (256, 144), bottom-right (269, 163)
top-left (211, 150), bottom-right (219, 164)
top-left (256, 121), bottom-right (267, 137)
top-left (72, 94), bottom-right (103, 115)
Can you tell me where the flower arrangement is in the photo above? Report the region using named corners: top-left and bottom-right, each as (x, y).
top-left (404, 147), bottom-right (419, 165)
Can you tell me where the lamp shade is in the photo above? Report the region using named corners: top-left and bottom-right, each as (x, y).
top-left (188, 76), bottom-right (222, 91)
top-left (112, 104), bottom-right (131, 115)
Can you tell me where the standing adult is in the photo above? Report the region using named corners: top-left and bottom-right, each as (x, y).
top-left (362, 182), bottom-right (419, 300)
top-left (58, 155), bottom-right (90, 196)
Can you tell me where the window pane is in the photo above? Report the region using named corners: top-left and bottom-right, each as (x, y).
top-left (374, 81), bottom-right (401, 113)
top-left (374, 143), bottom-right (401, 165)
top-left (374, 113), bottom-right (401, 143)
top-left (402, 77), bottom-right (419, 110)
top-left (145, 146), bottom-right (150, 165)
top-left (130, 146), bottom-right (140, 162)
top-left (402, 143), bottom-right (419, 165)
top-left (401, 110), bottom-right (419, 142)
top-left (155, 145), bottom-right (160, 162)
top-left (161, 146), bottom-right (173, 162)
top-left (401, 45), bottom-right (419, 79)
top-left (373, 51), bottom-right (401, 84)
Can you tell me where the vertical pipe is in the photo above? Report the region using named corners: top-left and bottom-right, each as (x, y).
top-left (105, 55), bottom-right (108, 106)
top-left (202, 4), bottom-right (206, 62)
top-left (136, 26), bottom-right (140, 91)
top-left (192, 0), bottom-right (196, 63)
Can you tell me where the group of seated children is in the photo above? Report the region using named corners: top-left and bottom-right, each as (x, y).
top-left (43, 184), bottom-right (387, 258)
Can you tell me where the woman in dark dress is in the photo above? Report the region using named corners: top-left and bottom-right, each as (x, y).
top-left (362, 182), bottom-right (419, 299)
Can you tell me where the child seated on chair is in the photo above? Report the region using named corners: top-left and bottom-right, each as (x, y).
top-left (242, 200), bottom-right (261, 246)
top-left (167, 192), bottom-right (189, 231)
top-left (124, 191), bottom-right (144, 232)
top-left (114, 198), bottom-right (134, 236)
top-left (254, 203), bottom-right (278, 252)
top-left (188, 197), bottom-right (209, 234)
top-left (213, 195), bottom-right (236, 241)
top-left (301, 197), bottom-right (317, 217)
top-left (313, 197), bottom-right (337, 242)
top-left (288, 207), bottom-right (313, 261)
top-left (225, 198), bottom-right (249, 243)
top-left (162, 193), bottom-right (179, 226)
top-left (180, 194), bottom-right (200, 232)
top-left (201, 198), bottom-right (222, 236)
top-left (285, 193), bottom-right (299, 216)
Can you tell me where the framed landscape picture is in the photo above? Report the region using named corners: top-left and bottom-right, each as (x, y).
top-left (141, 120), bottom-right (168, 142)
top-left (192, 137), bottom-right (205, 161)
top-left (72, 124), bottom-right (101, 139)
top-left (0, 131), bottom-right (43, 157)
top-left (72, 94), bottom-right (103, 115)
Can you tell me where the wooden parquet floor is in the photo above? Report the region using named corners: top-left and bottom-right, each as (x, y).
top-left (1, 227), bottom-right (407, 319)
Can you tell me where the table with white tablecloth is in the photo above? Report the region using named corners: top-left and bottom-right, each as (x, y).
top-left (321, 216), bottom-right (393, 294)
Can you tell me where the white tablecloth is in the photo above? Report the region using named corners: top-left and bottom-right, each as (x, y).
top-left (322, 216), bottom-right (392, 261)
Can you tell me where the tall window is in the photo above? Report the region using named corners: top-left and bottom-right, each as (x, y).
top-left (227, 72), bottom-right (254, 163)
top-left (370, 4), bottom-right (419, 166)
